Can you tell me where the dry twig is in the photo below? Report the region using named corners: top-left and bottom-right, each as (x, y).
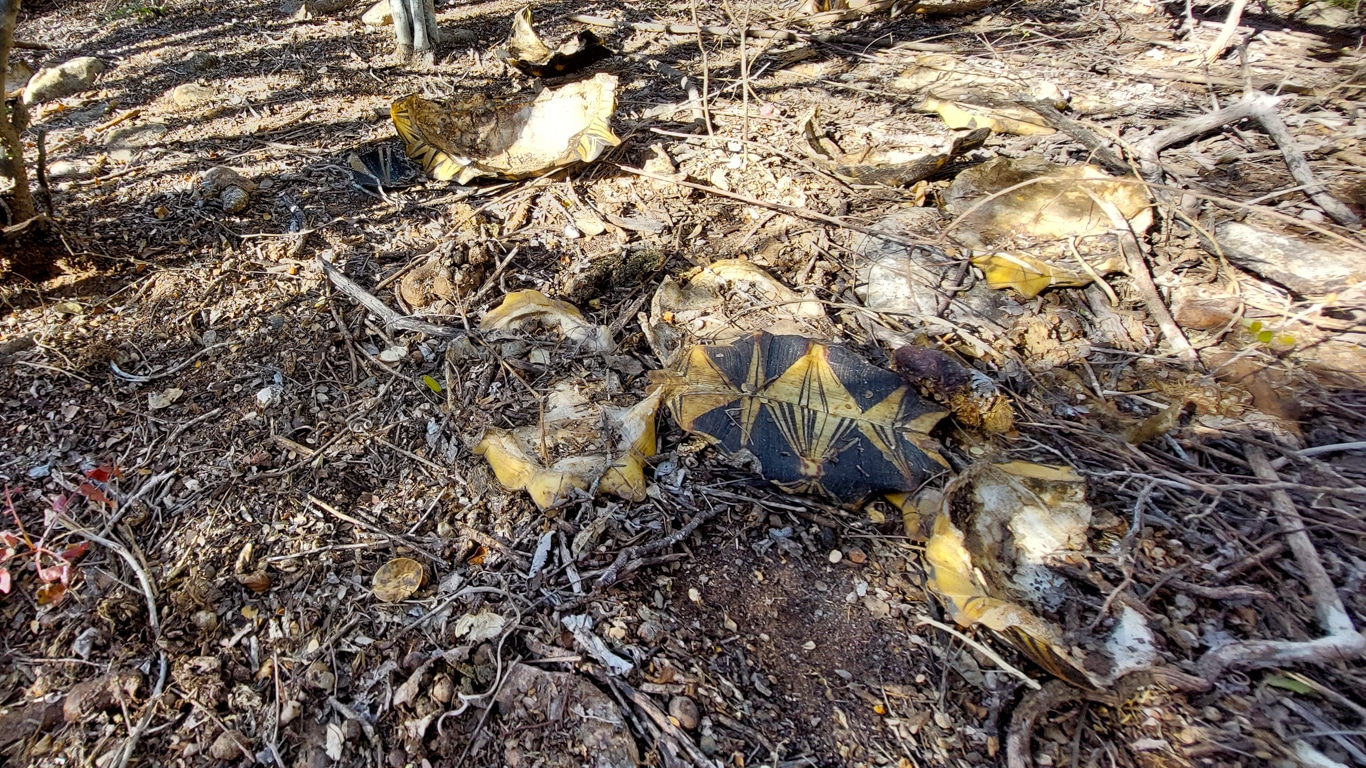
top-left (1195, 445), bottom-right (1366, 679)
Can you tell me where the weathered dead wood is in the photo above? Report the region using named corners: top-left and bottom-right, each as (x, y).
top-left (1195, 445), bottom-right (1366, 679)
top-left (570, 14), bottom-right (955, 52)
top-left (1202, 0), bottom-right (1247, 63)
top-left (317, 253), bottom-right (464, 338)
top-left (1138, 92), bottom-right (1360, 228)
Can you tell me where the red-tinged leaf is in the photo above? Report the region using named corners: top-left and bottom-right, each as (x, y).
top-left (60, 542), bottom-right (90, 562)
top-left (37, 561), bottom-right (71, 585)
top-left (51, 495), bottom-right (69, 514)
top-left (36, 581), bottom-right (66, 605)
top-left (85, 464), bottom-right (117, 483)
top-left (0, 567), bottom-right (10, 594)
top-left (76, 482), bottom-right (111, 507)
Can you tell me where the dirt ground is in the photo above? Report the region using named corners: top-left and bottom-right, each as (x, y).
top-left (2, 0), bottom-right (1366, 766)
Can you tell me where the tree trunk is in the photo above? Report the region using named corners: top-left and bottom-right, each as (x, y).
top-left (391, 0), bottom-right (439, 65)
top-left (0, 0), bottom-right (36, 225)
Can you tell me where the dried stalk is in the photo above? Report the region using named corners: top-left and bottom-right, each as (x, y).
top-left (317, 253), bottom-right (463, 338)
top-left (1138, 92), bottom-right (1359, 228)
top-left (1195, 445), bottom-right (1366, 679)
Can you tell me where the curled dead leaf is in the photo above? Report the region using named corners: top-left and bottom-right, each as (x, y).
top-left (372, 557), bottom-right (425, 602)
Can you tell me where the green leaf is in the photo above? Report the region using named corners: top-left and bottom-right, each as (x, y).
top-left (421, 375), bottom-right (442, 393)
top-left (1265, 674), bottom-right (1315, 695)
top-left (1257, 330), bottom-right (1274, 344)
top-left (1248, 320), bottom-right (1263, 333)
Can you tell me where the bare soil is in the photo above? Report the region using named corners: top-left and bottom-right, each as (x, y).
top-left (2, 1), bottom-right (1366, 767)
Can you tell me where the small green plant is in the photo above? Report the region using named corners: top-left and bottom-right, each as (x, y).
top-left (1245, 320), bottom-right (1296, 353)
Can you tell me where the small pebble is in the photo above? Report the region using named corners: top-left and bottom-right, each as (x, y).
top-left (280, 699), bottom-right (301, 725)
top-left (220, 185), bottom-right (249, 214)
top-left (847, 548), bottom-right (867, 565)
top-left (669, 696), bottom-right (700, 730)
top-left (305, 660), bottom-right (335, 691)
top-left (209, 730), bottom-right (247, 761)
top-left (828, 549), bottom-right (843, 564)
top-left (431, 675), bottom-right (454, 704)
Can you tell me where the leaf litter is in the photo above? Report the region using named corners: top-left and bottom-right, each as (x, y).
top-left (1, 0), bottom-right (1366, 767)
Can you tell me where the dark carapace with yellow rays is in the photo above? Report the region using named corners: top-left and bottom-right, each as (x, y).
top-left (660, 332), bottom-right (950, 505)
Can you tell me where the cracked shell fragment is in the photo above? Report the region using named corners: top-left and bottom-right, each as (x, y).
top-left (391, 73), bottom-right (621, 184)
top-left (499, 6), bottom-right (614, 79)
top-left (659, 332), bottom-right (949, 506)
top-left (475, 386), bottom-right (661, 510)
top-left (925, 462), bottom-right (1099, 688)
top-left (480, 289), bottom-right (612, 352)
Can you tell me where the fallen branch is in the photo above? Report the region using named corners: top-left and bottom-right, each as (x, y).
top-left (1137, 92), bottom-right (1360, 228)
top-left (1087, 191), bottom-right (1199, 365)
top-left (916, 614), bottom-right (1042, 691)
top-left (611, 678), bottom-right (719, 768)
top-left (1195, 446), bottom-right (1366, 679)
top-left (1202, 0), bottom-right (1247, 63)
top-left (316, 253), bottom-right (464, 338)
top-left (59, 519), bottom-right (169, 768)
top-left (571, 13), bottom-right (955, 51)
top-left (592, 504), bottom-right (723, 590)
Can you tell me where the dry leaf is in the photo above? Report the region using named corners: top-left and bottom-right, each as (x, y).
top-left (372, 557), bottom-right (425, 602)
top-left (453, 610), bottom-right (507, 643)
top-left (147, 387), bottom-right (184, 410)
top-left (393, 73), bottom-right (620, 183)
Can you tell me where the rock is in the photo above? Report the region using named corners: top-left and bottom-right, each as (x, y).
top-left (668, 696), bottom-right (700, 730)
top-left (4, 58), bottom-right (32, 93)
top-left (22, 56), bottom-right (106, 106)
top-left (209, 730), bottom-right (248, 761)
top-left (63, 670), bottom-right (141, 723)
top-left (361, 0), bottom-right (392, 26)
top-left (105, 122), bottom-right (168, 149)
top-left (304, 660), bottom-right (335, 691)
top-left (181, 51), bottom-right (220, 73)
top-left (1294, 0), bottom-right (1357, 27)
top-left (1204, 221), bottom-right (1366, 297)
top-left (199, 166), bottom-right (257, 196)
top-left (221, 186), bottom-right (250, 214)
top-left (47, 160), bottom-right (85, 178)
top-left (171, 82), bottom-right (217, 108)
top-left (1170, 284), bottom-right (1239, 330)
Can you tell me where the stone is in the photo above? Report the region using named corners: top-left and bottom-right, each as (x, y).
top-left (47, 160), bottom-right (85, 178)
top-left (1294, 1), bottom-right (1357, 28)
top-left (170, 82), bottom-right (217, 108)
top-left (1204, 221), bottom-right (1366, 297)
top-left (1170, 284), bottom-right (1239, 330)
top-left (199, 166), bottom-right (257, 196)
top-left (209, 730), bottom-right (248, 761)
top-left (22, 56), bottom-right (106, 106)
top-left (361, 0), bottom-right (392, 26)
top-left (668, 696), bottom-right (700, 730)
top-left (181, 51), bottom-right (220, 73)
top-left (105, 122), bottom-right (168, 148)
top-left (4, 58), bottom-right (32, 93)
top-left (221, 186), bottom-right (250, 214)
